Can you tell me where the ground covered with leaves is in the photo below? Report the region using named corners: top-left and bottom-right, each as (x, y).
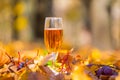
top-left (0, 41), bottom-right (120, 80)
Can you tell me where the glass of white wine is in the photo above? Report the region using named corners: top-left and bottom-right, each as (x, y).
top-left (44, 17), bottom-right (63, 54)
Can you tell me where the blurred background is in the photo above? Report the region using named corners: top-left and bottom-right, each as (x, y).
top-left (0, 0), bottom-right (120, 50)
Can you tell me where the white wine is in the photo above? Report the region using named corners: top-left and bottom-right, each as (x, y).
top-left (44, 28), bottom-right (63, 52)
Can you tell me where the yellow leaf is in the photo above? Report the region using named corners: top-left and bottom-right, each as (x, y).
top-left (72, 65), bottom-right (92, 80)
top-left (14, 1), bottom-right (25, 15)
top-left (14, 16), bottom-right (28, 31)
top-left (90, 49), bottom-right (101, 61)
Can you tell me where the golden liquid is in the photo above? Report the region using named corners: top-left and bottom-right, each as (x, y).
top-left (44, 28), bottom-right (63, 52)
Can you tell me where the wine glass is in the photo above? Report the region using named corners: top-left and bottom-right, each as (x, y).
top-left (44, 17), bottom-right (63, 54)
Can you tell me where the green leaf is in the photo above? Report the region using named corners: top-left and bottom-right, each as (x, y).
top-left (46, 61), bottom-right (53, 66)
